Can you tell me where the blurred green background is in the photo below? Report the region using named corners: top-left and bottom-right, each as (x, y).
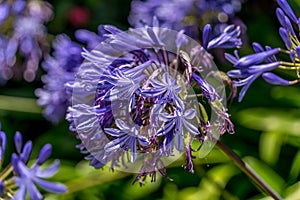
top-left (1, 0), bottom-right (300, 199)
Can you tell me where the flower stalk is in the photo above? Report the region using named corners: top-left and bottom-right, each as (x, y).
top-left (216, 140), bottom-right (283, 200)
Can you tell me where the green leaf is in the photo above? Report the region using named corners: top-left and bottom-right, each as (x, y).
top-left (182, 164), bottom-right (239, 200)
top-left (237, 108), bottom-right (300, 137)
top-left (289, 149), bottom-right (300, 182)
top-left (243, 156), bottom-right (285, 195)
top-left (259, 132), bottom-right (282, 165)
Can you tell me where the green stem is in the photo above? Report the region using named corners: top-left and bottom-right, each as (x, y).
top-left (0, 95), bottom-right (41, 114)
top-left (216, 140), bottom-right (283, 200)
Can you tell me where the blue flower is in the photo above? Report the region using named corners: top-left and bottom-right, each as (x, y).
top-left (0, 0), bottom-right (53, 82)
top-left (35, 34), bottom-right (83, 124)
top-left (226, 0), bottom-right (300, 101)
top-left (67, 23), bottom-right (233, 183)
top-left (226, 48), bottom-right (280, 101)
top-left (141, 72), bottom-right (184, 110)
top-left (202, 24), bottom-right (242, 50)
top-left (104, 119), bottom-right (149, 162)
top-left (129, 0), bottom-right (244, 34)
top-left (0, 125), bottom-right (66, 199)
top-left (13, 157), bottom-right (67, 200)
top-left (157, 109), bottom-right (199, 151)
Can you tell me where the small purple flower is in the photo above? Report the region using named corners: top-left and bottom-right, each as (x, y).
top-left (0, 125), bottom-right (66, 199)
top-left (104, 119), bottom-right (149, 162)
top-left (204, 24), bottom-right (242, 50)
top-left (13, 158), bottom-right (67, 200)
top-left (141, 72), bottom-right (184, 110)
top-left (157, 109), bottom-right (199, 151)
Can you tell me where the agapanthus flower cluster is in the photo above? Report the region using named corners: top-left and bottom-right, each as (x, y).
top-left (129, 0), bottom-right (245, 34)
top-left (0, 0), bottom-right (52, 83)
top-left (226, 0), bottom-right (300, 102)
top-left (67, 19), bottom-right (238, 183)
top-left (0, 124), bottom-right (67, 199)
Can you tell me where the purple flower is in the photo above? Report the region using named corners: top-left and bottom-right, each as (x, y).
top-left (104, 119), bottom-right (149, 162)
top-left (129, 0), bottom-right (244, 34)
top-left (157, 109), bottom-right (199, 151)
top-left (141, 72), bottom-right (184, 110)
top-left (226, 0), bottom-right (300, 102)
top-left (226, 48), bottom-right (281, 101)
top-left (203, 24), bottom-right (242, 50)
top-left (13, 158), bottom-right (67, 200)
top-left (0, 125), bottom-right (66, 199)
top-left (35, 34), bottom-right (83, 124)
top-left (0, 0), bottom-right (53, 82)
top-left (67, 22), bottom-right (233, 184)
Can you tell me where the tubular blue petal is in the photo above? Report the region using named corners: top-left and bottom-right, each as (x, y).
top-left (227, 69), bottom-right (242, 78)
top-left (277, 0), bottom-right (297, 23)
top-left (234, 48), bottom-right (280, 68)
top-left (174, 132), bottom-right (184, 151)
top-left (0, 131), bottom-right (6, 156)
top-left (37, 144), bottom-right (52, 165)
top-left (20, 141), bottom-right (32, 163)
top-left (182, 119), bottom-right (200, 135)
top-left (237, 74), bottom-right (260, 102)
top-left (183, 109), bottom-right (196, 119)
top-left (34, 178), bottom-right (67, 194)
top-left (279, 27), bottom-right (292, 49)
top-left (36, 160), bottom-right (60, 178)
top-left (276, 8), bottom-right (287, 27)
top-left (262, 72), bottom-right (290, 85)
top-left (138, 136), bottom-right (149, 147)
top-left (296, 46), bottom-right (300, 58)
top-left (290, 50), bottom-right (296, 62)
top-left (27, 182), bottom-right (43, 200)
top-left (13, 184), bottom-right (26, 200)
top-left (225, 53), bottom-right (239, 64)
top-left (245, 62), bottom-right (280, 74)
top-left (252, 42), bottom-right (264, 53)
top-left (14, 132), bottom-right (22, 154)
top-left (104, 128), bottom-right (126, 137)
top-left (202, 24), bottom-right (212, 50)
top-left (284, 16), bottom-right (296, 36)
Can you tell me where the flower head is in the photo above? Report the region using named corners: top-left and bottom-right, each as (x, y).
top-left (67, 22), bottom-right (234, 183)
top-left (0, 124), bottom-right (66, 199)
